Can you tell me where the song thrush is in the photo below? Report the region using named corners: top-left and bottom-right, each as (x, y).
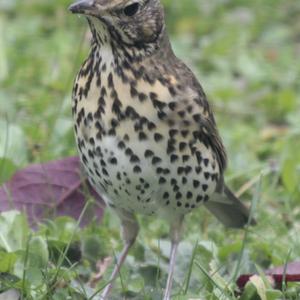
top-left (69, 0), bottom-right (254, 299)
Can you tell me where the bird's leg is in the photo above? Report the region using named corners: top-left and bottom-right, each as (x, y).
top-left (100, 242), bottom-right (132, 299)
top-left (163, 216), bottom-right (184, 300)
top-left (100, 210), bottom-right (139, 300)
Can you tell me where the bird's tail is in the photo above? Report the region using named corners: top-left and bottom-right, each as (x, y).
top-left (204, 185), bottom-right (256, 228)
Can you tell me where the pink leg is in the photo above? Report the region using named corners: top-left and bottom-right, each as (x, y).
top-left (100, 210), bottom-right (139, 300)
top-left (163, 241), bottom-right (179, 300)
top-left (163, 216), bottom-right (184, 300)
top-left (100, 241), bottom-right (133, 299)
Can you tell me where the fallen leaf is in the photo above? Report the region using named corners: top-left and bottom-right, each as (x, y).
top-left (237, 261), bottom-right (300, 290)
top-left (0, 157), bottom-right (105, 227)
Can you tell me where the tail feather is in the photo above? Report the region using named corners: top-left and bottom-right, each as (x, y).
top-left (204, 185), bottom-right (256, 228)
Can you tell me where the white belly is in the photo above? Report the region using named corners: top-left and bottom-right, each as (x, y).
top-left (78, 130), bottom-right (218, 218)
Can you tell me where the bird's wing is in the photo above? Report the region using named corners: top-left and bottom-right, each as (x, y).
top-left (172, 60), bottom-right (255, 228)
top-left (172, 58), bottom-right (227, 174)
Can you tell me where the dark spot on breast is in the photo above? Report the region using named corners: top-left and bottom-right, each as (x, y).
top-left (193, 114), bottom-right (201, 122)
top-left (159, 177), bottom-right (166, 184)
top-left (187, 191), bottom-right (193, 199)
top-left (187, 105), bottom-right (194, 113)
top-left (177, 167), bottom-right (184, 175)
top-left (183, 120), bottom-right (190, 127)
top-left (178, 110), bottom-right (186, 118)
top-left (158, 111), bottom-right (167, 120)
top-left (156, 167), bottom-right (163, 174)
top-left (179, 142), bottom-right (187, 152)
top-left (168, 102), bottom-right (177, 111)
top-left (154, 133), bottom-right (164, 142)
top-left (145, 149), bottom-right (154, 158)
top-left (111, 118), bottom-right (119, 128)
top-left (170, 178), bottom-right (177, 186)
top-left (163, 192), bottom-right (169, 199)
top-left (185, 166), bottom-right (192, 174)
top-left (193, 180), bottom-right (200, 188)
top-left (101, 63), bottom-right (107, 72)
top-left (100, 86), bottom-right (107, 96)
top-left (125, 148), bottom-right (133, 156)
top-left (108, 73), bottom-right (114, 88)
top-left (109, 157), bottom-right (118, 165)
top-left (204, 158), bottom-right (209, 167)
top-left (138, 131), bottom-right (148, 140)
top-left (181, 130), bottom-right (189, 138)
top-left (102, 168), bottom-right (109, 176)
top-left (163, 168), bottom-right (170, 174)
top-left (169, 129), bottom-right (179, 138)
top-left (195, 166), bottom-right (202, 174)
top-left (130, 85), bottom-right (138, 97)
top-left (108, 128), bottom-right (116, 136)
top-left (167, 144), bottom-right (176, 155)
top-left (118, 141), bottom-right (126, 149)
top-left (152, 156), bottom-right (162, 165)
top-left (196, 195), bottom-right (203, 202)
top-left (196, 152), bottom-right (203, 164)
top-left (133, 165), bottom-right (142, 173)
top-left (170, 154), bottom-right (178, 163)
top-left (112, 97), bottom-right (123, 118)
top-left (88, 150), bottom-right (94, 159)
top-left (138, 93), bottom-right (147, 102)
top-left (173, 185), bottom-right (180, 192)
top-left (148, 122), bottom-right (156, 131)
top-left (204, 172), bottom-right (210, 180)
top-left (130, 155), bottom-right (140, 163)
top-left (89, 137), bottom-right (95, 145)
top-left (169, 86), bottom-right (177, 96)
top-left (125, 106), bottom-right (139, 120)
top-left (182, 155), bottom-right (190, 163)
top-left (95, 147), bottom-right (103, 157)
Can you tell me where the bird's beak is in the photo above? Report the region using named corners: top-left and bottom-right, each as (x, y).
top-left (69, 0), bottom-right (96, 15)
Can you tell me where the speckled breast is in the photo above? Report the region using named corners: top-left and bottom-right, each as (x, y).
top-left (72, 48), bottom-right (220, 218)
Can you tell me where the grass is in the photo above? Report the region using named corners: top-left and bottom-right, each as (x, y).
top-left (1, 0), bottom-right (300, 299)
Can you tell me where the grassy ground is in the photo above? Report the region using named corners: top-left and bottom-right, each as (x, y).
top-left (1, 0), bottom-right (300, 299)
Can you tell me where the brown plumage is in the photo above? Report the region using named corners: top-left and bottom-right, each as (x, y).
top-left (69, 0), bottom-right (255, 299)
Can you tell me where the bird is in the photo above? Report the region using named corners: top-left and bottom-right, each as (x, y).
top-left (69, 0), bottom-right (255, 299)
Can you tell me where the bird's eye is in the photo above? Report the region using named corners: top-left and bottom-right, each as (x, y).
top-left (123, 2), bottom-right (139, 17)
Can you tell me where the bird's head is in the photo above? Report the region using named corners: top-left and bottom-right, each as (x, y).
top-left (69, 0), bottom-right (165, 50)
